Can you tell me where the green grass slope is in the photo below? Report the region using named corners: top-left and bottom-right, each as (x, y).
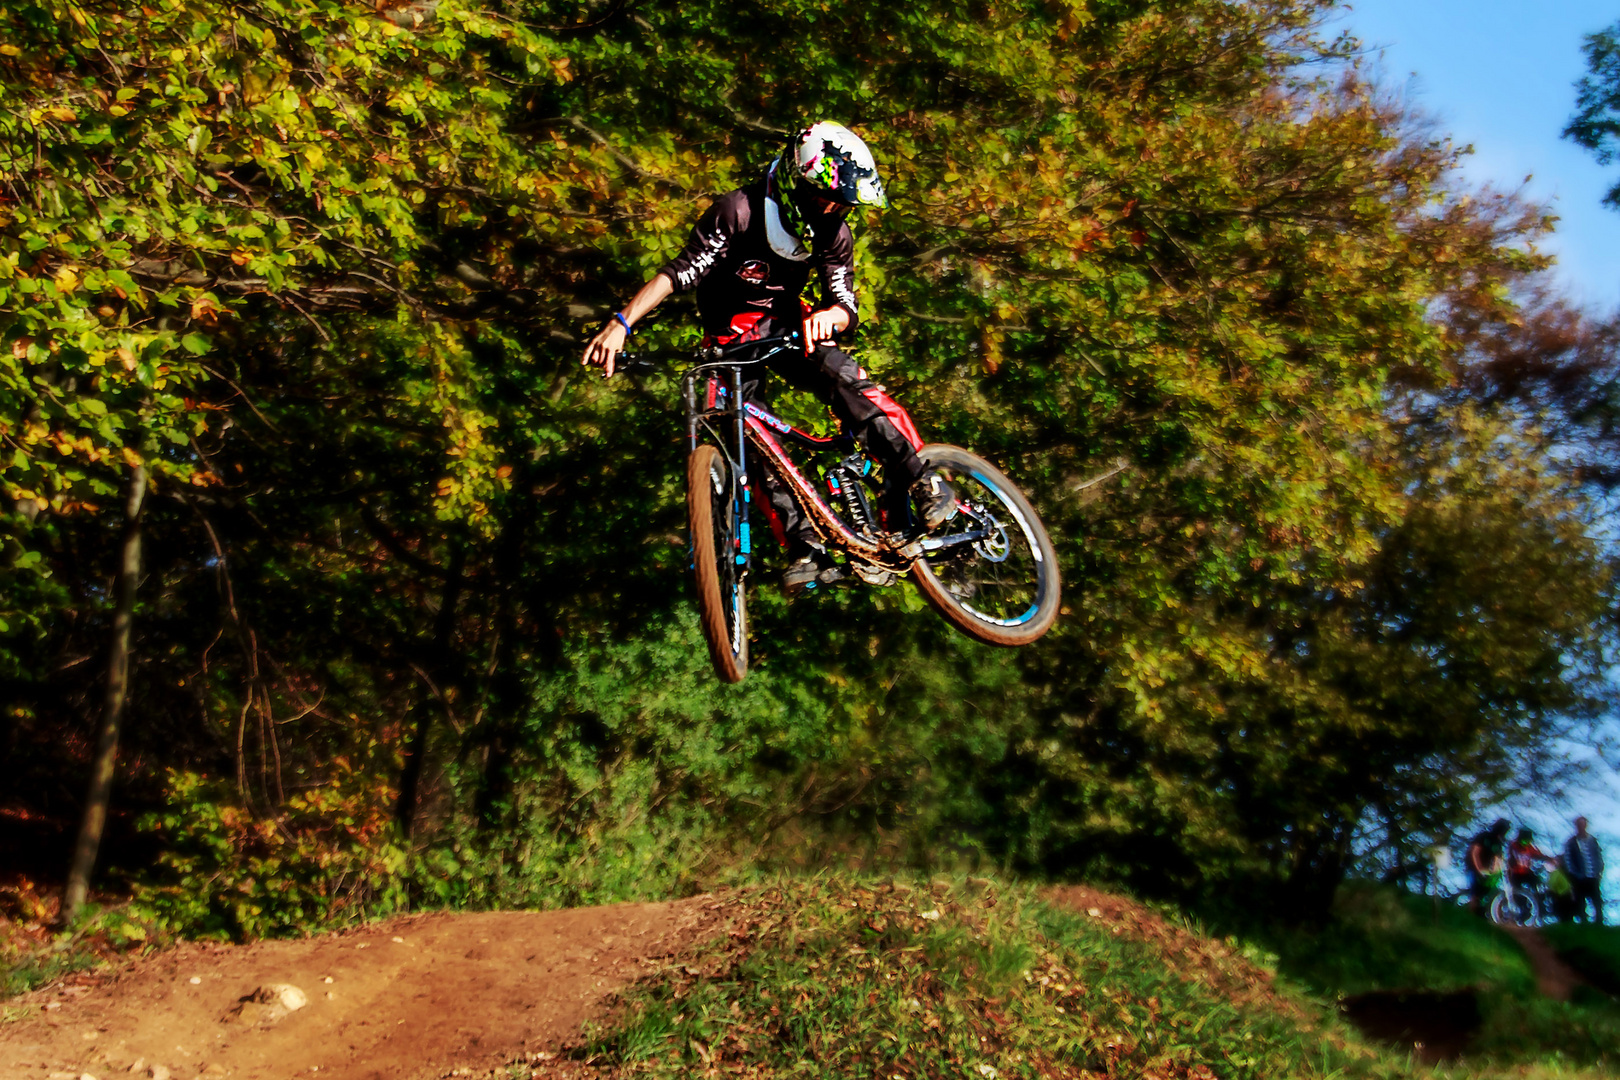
top-left (1260, 884), bottom-right (1540, 998)
top-left (1251, 884), bottom-right (1620, 1074)
top-left (561, 876), bottom-right (1403, 1080)
top-left (1542, 923), bottom-right (1620, 997)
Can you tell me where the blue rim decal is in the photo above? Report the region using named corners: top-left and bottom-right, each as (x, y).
top-left (960, 600), bottom-right (1038, 627)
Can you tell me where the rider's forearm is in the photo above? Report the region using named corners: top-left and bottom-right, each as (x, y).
top-left (617, 273), bottom-right (674, 331)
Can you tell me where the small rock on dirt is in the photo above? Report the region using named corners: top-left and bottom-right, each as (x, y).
top-left (226, 983), bottom-right (309, 1026)
top-left (148, 1066), bottom-right (171, 1080)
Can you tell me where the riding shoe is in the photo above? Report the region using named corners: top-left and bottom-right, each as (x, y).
top-left (910, 471), bottom-right (958, 531)
top-left (782, 551), bottom-right (842, 592)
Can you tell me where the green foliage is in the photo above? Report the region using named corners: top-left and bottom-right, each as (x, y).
top-left (2, 935), bottom-right (98, 1001)
top-left (0, 0), bottom-right (571, 512)
top-left (580, 874), bottom-right (1400, 1079)
top-left (132, 769), bottom-right (410, 940)
top-left (0, 892), bottom-right (166, 999)
top-left (1566, 19), bottom-right (1620, 208)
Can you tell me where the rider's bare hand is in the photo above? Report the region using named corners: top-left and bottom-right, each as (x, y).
top-left (804, 307), bottom-right (851, 353)
top-left (582, 321), bottom-right (628, 379)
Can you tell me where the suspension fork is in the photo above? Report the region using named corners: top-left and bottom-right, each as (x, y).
top-left (731, 364), bottom-right (752, 572)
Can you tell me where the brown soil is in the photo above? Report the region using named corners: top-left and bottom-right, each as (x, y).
top-left (0, 897), bottom-right (727, 1080)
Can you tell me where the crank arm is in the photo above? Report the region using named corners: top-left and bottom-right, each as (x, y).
top-left (918, 527), bottom-right (991, 552)
top-left (892, 528), bottom-right (987, 561)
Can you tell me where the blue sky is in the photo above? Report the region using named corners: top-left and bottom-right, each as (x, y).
top-left (1332, 2), bottom-right (1620, 908)
top-left (1333, 1), bottom-right (1620, 309)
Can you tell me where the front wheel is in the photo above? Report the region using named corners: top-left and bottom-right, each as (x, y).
top-left (910, 444), bottom-right (1061, 647)
top-left (687, 444), bottom-right (749, 683)
top-left (1489, 889), bottom-right (1535, 927)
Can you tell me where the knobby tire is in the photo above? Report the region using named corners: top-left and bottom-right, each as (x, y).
top-left (687, 444), bottom-right (749, 683)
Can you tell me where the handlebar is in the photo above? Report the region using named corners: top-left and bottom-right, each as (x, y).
top-left (617, 332), bottom-right (805, 374)
top-left (704, 331), bottom-right (802, 359)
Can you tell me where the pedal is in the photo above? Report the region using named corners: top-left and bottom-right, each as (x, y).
top-left (850, 563), bottom-right (898, 588)
top-left (816, 565), bottom-right (848, 586)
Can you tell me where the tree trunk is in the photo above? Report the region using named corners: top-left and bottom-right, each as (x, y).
top-left (61, 463), bottom-right (146, 924)
top-left (396, 545), bottom-right (465, 839)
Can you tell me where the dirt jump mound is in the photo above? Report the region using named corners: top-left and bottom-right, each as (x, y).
top-left (1, 898), bottom-right (725, 1080)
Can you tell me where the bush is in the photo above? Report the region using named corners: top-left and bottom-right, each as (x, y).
top-left (132, 769), bottom-right (410, 940)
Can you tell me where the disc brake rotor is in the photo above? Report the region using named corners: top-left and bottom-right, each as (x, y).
top-left (966, 501), bottom-right (1011, 562)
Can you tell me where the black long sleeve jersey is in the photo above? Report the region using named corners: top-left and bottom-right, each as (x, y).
top-left (656, 175), bottom-right (859, 342)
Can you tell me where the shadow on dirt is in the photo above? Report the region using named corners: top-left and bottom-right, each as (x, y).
top-left (1340, 989), bottom-right (1481, 1063)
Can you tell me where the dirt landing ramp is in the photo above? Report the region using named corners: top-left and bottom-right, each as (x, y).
top-left (2, 898), bottom-right (724, 1080)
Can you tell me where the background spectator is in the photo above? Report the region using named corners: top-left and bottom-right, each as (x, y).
top-left (1564, 816), bottom-right (1605, 924)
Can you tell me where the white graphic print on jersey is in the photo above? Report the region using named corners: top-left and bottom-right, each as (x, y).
top-left (676, 230), bottom-right (728, 288)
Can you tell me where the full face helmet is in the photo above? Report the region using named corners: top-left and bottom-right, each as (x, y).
top-left (773, 121), bottom-right (887, 238)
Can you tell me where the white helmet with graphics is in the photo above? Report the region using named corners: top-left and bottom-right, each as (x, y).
top-left (776, 121), bottom-right (888, 233)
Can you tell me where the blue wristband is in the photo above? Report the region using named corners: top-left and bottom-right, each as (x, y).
top-left (612, 311), bottom-right (634, 336)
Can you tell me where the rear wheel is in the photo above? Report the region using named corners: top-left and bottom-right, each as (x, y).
top-left (687, 443), bottom-right (749, 683)
top-left (910, 444), bottom-right (1060, 647)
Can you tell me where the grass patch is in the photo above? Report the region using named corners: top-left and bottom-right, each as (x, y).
top-left (570, 875), bottom-right (1404, 1079)
top-left (1541, 924), bottom-right (1620, 997)
top-left (2, 887), bottom-right (166, 1002)
top-left (1255, 884), bottom-right (1537, 999)
top-left (1244, 883), bottom-right (1620, 1074)
top-left (1465, 988), bottom-right (1620, 1068)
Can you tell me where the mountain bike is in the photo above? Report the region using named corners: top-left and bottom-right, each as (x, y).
top-left (1490, 868), bottom-right (1558, 928)
top-left (669, 331), bottom-right (1060, 682)
top-left (1450, 871), bottom-right (1546, 927)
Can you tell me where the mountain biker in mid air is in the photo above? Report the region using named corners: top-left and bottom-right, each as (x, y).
top-left (581, 121), bottom-right (956, 591)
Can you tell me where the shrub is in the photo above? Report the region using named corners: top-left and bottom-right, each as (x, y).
top-left (132, 768), bottom-right (409, 940)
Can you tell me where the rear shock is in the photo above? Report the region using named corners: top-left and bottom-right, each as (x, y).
top-left (825, 453), bottom-right (878, 537)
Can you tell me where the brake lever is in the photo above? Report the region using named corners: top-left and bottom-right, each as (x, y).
top-left (614, 355), bottom-right (661, 374)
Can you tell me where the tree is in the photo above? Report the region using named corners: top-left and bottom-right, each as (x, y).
top-left (1567, 18), bottom-right (1620, 209)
